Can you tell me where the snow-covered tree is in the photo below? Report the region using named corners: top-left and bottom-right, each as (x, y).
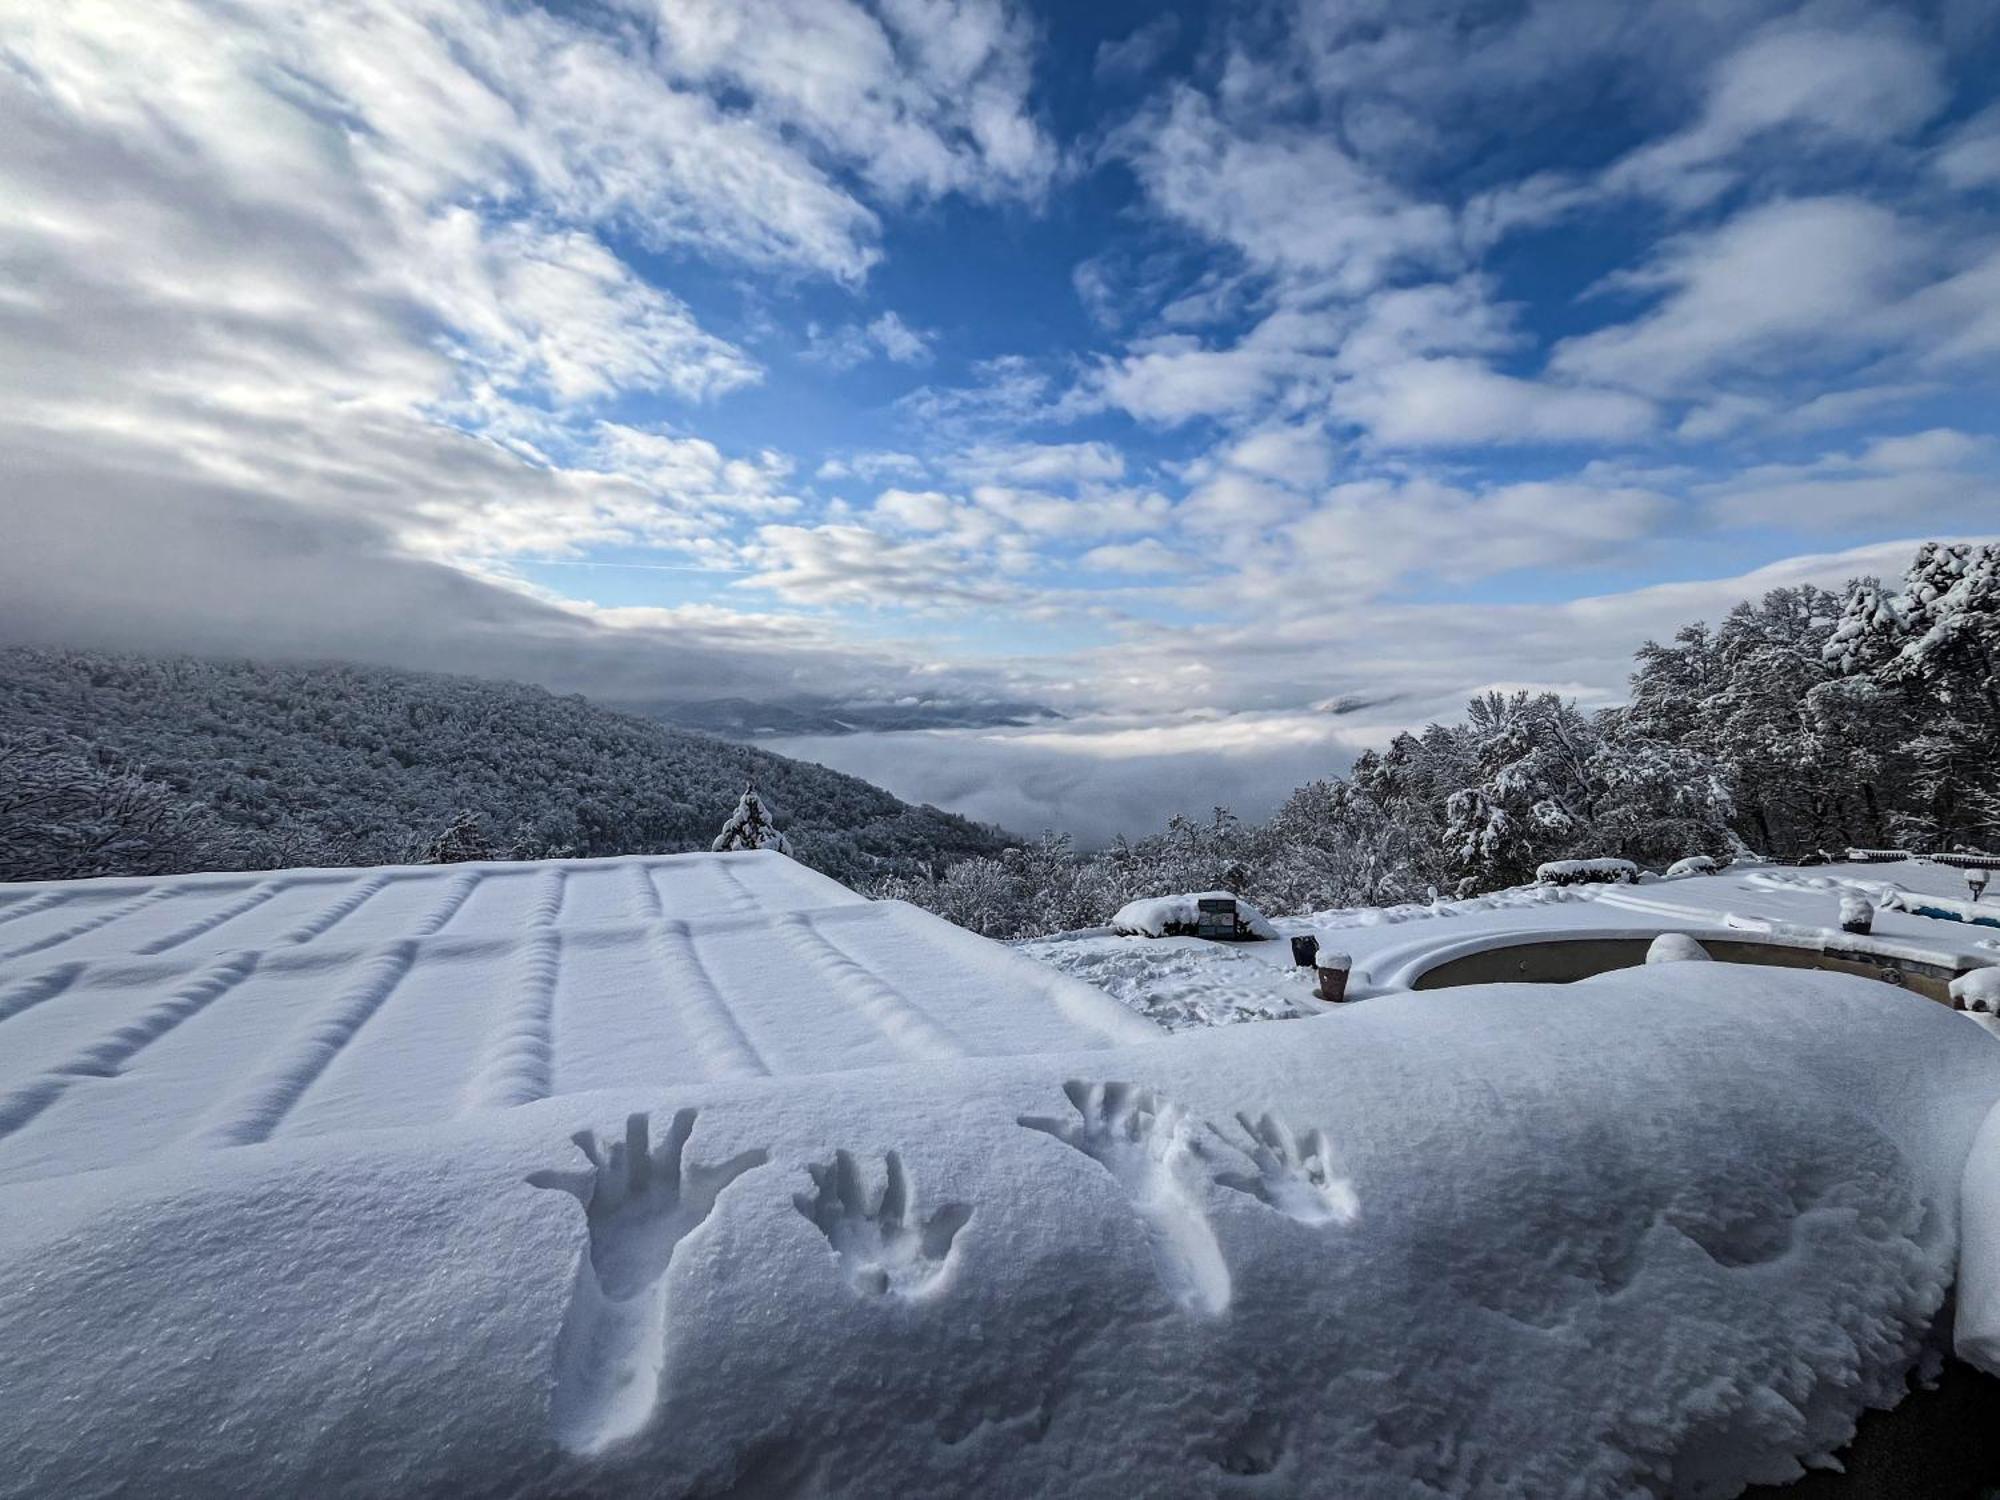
top-left (712, 784), bottom-right (792, 854)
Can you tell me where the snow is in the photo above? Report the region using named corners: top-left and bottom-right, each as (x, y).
top-left (1665, 856), bottom-right (1720, 878)
top-left (0, 852), bottom-right (1156, 1186)
top-left (1648, 932), bottom-right (1712, 963)
top-left (0, 959), bottom-right (1996, 1496)
top-left (6, 851), bottom-right (2000, 1495)
top-left (1957, 1101), bottom-right (2000, 1375)
top-left (1109, 891), bottom-right (1279, 941)
top-left (1953, 967), bottom-right (2000, 1014)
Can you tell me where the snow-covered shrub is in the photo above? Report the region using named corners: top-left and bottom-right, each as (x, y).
top-left (1535, 858), bottom-right (1639, 887)
top-left (1664, 855), bottom-right (1719, 878)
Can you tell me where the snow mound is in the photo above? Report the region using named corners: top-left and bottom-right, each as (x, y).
top-left (1647, 932), bottom-right (1712, 964)
top-left (1953, 967), bottom-right (2000, 1014)
top-left (1664, 856), bottom-right (1719, 878)
top-left (1110, 892), bottom-right (1279, 941)
top-left (2, 965), bottom-right (1997, 1497)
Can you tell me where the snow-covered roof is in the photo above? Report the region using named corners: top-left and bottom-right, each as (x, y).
top-left (0, 851), bottom-right (1156, 1186)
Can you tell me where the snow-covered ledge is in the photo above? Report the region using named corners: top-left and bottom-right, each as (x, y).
top-left (2, 963), bottom-right (1997, 1496)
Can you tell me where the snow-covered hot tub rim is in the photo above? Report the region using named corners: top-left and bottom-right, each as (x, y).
top-left (1358, 923), bottom-right (1996, 1001)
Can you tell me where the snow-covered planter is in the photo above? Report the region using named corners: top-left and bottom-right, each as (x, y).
top-left (1839, 895), bottom-right (1875, 935)
top-left (1664, 855), bottom-right (1719, 879)
top-left (1534, 858), bottom-right (1640, 887)
top-left (1110, 892), bottom-right (1279, 941)
top-left (1952, 967), bottom-right (2000, 1014)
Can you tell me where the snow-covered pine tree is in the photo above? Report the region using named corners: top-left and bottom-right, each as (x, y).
top-left (712, 783), bottom-right (792, 854)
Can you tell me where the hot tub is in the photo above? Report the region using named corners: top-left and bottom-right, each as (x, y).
top-left (1409, 931), bottom-right (1973, 1006)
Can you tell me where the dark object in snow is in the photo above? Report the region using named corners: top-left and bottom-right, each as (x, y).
top-left (1840, 896), bottom-right (1876, 935)
top-left (1931, 851), bottom-right (2000, 869)
top-left (1315, 951), bottom-right (1352, 1003)
top-left (1290, 934), bottom-right (1321, 968)
top-left (1968, 868), bottom-right (1990, 904)
top-left (1198, 897), bottom-right (1244, 940)
top-left (1534, 858), bottom-right (1640, 887)
top-left (1845, 847), bottom-right (1914, 864)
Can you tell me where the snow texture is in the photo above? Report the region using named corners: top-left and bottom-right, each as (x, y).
top-left (0, 962), bottom-right (1996, 1498)
top-left (1647, 932), bottom-right (1713, 964)
top-left (0, 852), bottom-right (1156, 1186)
top-left (1110, 891), bottom-right (1280, 940)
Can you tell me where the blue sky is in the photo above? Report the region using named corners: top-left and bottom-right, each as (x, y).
top-left (4, 0), bottom-right (2000, 838)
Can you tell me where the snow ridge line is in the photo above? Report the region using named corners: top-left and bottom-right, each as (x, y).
top-left (530, 867), bottom-right (568, 927)
top-left (778, 914), bottom-right (966, 1063)
top-left (279, 872), bottom-right (393, 946)
top-left (647, 921), bottom-right (770, 1080)
top-left (628, 862), bottom-right (664, 922)
top-left (191, 940), bottom-right (418, 1148)
top-left (0, 891), bottom-right (62, 930)
top-left (0, 887), bottom-right (179, 966)
top-left (0, 952), bottom-right (261, 1141)
top-left (137, 880), bottom-right (285, 955)
top-left (464, 930), bottom-right (559, 1110)
top-left (0, 962), bottom-right (85, 1029)
top-left (411, 869), bottom-right (481, 937)
top-left (713, 858), bottom-right (763, 916)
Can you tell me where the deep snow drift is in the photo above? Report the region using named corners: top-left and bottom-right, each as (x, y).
top-left (2, 955), bottom-right (1998, 1497)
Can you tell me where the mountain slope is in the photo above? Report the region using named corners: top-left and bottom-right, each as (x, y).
top-left (0, 648), bottom-right (1013, 883)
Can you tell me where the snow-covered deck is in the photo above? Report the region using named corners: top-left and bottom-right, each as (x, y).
top-left (0, 851), bottom-right (1155, 1187)
top-left (1024, 860), bottom-right (2000, 1032)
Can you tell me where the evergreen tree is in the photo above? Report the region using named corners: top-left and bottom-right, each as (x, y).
top-left (712, 784), bottom-right (792, 854)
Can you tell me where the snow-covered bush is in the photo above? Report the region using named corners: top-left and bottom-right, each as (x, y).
top-left (1535, 858), bottom-right (1639, 887)
top-left (1664, 855), bottom-right (1719, 878)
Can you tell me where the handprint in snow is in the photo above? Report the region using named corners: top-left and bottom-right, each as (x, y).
top-left (1017, 1080), bottom-right (1231, 1316)
top-left (1212, 1111), bottom-right (1357, 1226)
top-left (529, 1109), bottom-right (768, 1454)
top-left (794, 1149), bottom-right (971, 1299)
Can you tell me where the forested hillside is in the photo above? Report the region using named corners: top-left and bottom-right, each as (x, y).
top-left (0, 651), bottom-right (1011, 884)
top-left (881, 542), bottom-right (2000, 937)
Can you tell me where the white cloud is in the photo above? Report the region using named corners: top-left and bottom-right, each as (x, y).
top-left (1935, 103), bottom-right (2000, 189)
top-left (1331, 358), bottom-right (1656, 447)
top-left (803, 310), bottom-right (937, 369)
top-left (1119, 87), bottom-right (1456, 291)
top-left (1605, 22), bottom-right (1947, 207)
top-left (1551, 198), bottom-right (1925, 396)
top-left (1080, 539), bottom-right (1200, 575)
